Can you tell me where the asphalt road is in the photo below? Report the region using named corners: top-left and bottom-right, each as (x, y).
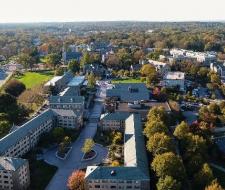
top-left (45, 87), bottom-right (107, 190)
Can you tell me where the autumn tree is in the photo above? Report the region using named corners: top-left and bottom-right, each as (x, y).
top-left (68, 59), bottom-right (80, 74)
top-left (82, 139), bottom-right (95, 154)
top-left (80, 52), bottom-right (91, 68)
top-left (193, 163), bottom-right (214, 190)
top-left (5, 79), bottom-right (26, 97)
top-left (144, 119), bottom-right (168, 138)
top-left (151, 152), bottom-right (186, 182)
top-left (147, 132), bottom-right (175, 155)
top-left (54, 67), bottom-right (64, 76)
top-left (46, 53), bottom-right (61, 69)
top-left (173, 121), bottom-right (190, 140)
top-left (87, 72), bottom-right (96, 89)
top-left (67, 170), bottom-right (85, 190)
top-left (205, 180), bottom-right (224, 190)
top-left (157, 175), bottom-right (182, 190)
top-left (140, 64), bottom-right (158, 85)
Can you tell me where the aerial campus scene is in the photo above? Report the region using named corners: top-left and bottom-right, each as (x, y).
top-left (1, 0), bottom-right (225, 190)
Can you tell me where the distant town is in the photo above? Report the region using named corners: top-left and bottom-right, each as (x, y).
top-left (0, 22), bottom-right (225, 190)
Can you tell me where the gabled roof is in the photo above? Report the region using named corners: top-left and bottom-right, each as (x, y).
top-left (85, 114), bottom-right (149, 181)
top-left (106, 83), bottom-right (150, 102)
top-left (0, 157), bottom-right (27, 171)
top-left (0, 109), bottom-right (54, 155)
top-left (67, 76), bottom-right (85, 87)
top-left (49, 95), bottom-right (84, 104)
top-left (101, 112), bottom-right (130, 121)
top-left (52, 109), bottom-right (77, 117)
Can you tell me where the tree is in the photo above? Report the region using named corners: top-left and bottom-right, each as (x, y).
top-left (112, 132), bottom-right (122, 144)
top-left (82, 139), bottom-right (95, 154)
top-left (144, 119), bottom-right (168, 138)
top-left (55, 67), bottom-right (64, 76)
top-left (52, 127), bottom-right (65, 143)
top-left (205, 180), bottom-right (224, 190)
top-left (157, 176), bottom-right (182, 190)
top-left (147, 132), bottom-right (175, 155)
top-left (18, 53), bottom-right (34, 69)
top-left (185, 134), bottom-right (207, 157)
top-left (68, 59), bottom-right (80, 74)
top-left (140, 64), bottom-right (158, 85)
top-left (80, 52), bottom-right (91, 68)
top-left (193, 163), bottom-right (214, 190)
top-left (46, 53), bottom-right (61, 69)
top-left (63, 136), bottom-right (72, 147)
top-left (151, 152), bottom-right (186, 182)
top-left (0, 120), bottom-right (10, 138)
top-left (67, 170), bottom-right (85, 190)
top-left (106, 54), bottom-right (120, 69)
top-left (133, 50), bottom-right (145, 63)
top-left (5, 79), bottom-right (26, 97)
top-left (147, 106), bottom-right (168, 124)
top-left (173, 121), bottom-right (190, 140)
top-left (87, 72), bottom-right (96, 89)
top-left (111, 160), bottom-right (120, 166)
top-left (210, 73), bottom-right (220, 85)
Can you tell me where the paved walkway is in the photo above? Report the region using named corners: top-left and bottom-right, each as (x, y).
top-left (210, 163), bottom-right (225, 173)
top-left (45, 93), bottom-right (107, 190)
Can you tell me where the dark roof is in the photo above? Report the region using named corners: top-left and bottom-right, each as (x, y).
top-left (0, 109), bottom-right (54, 155)
top-left (86, 166), bottom-right (149, 180)
top-left (106, 83), bottom-right (150, 102)
top-left (0, 157), bottom-right (27, 171)
top-left (86, 114), bottom-right (149, 181)
top-left (49, 95), bottom-right (84, 104)
top-left (65, 52), bottom-right (82, 61)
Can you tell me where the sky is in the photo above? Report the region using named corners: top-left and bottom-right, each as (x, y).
top-left (0, 0), bottom-right (225, 23)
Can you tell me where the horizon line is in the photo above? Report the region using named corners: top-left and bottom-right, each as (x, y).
top-left (0, 19), bottom-right (225, 24)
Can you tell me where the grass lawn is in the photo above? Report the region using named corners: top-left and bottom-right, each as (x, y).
top-left (212, 167), bottom-right (225, 187)
top-left (112, 78), bottom-right (143, 84)
top-left (14, 71), bottom-right (54, 88)
top-left (29, 160), bottom-right (57, 190)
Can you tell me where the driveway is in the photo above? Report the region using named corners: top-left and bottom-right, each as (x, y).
top-left (45, 91), bottom-right (107, 190)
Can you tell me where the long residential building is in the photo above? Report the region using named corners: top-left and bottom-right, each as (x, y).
top-left (0, 109), bottom-right (54, 157)
top-left (85, 114), bottom-right (150, 190)
top-left (100, 112), bottom-right (131, 131)
top-left (0, 157), bottom-right (30, 190)
top-left (49, 95), bottom-right (85, 113)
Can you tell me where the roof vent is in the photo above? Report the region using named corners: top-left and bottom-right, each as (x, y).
top-left (111, 170), bottom-right (116, 176)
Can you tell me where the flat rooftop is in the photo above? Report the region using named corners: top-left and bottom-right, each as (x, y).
top-left (67, 76), bottom-right (85, 87)
top-left (164, 72), bottom-right (185, 80)
top-left (117, 102), bottom-right (171, 118)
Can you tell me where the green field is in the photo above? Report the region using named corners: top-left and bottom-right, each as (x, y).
top-left (14, 71), bottom-right (54, 88)
top-left (30, 160), bottom-right (57, 190)
top-left (112, 78), bottom-right (143, 84)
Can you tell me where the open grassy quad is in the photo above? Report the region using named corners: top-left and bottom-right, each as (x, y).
top-left (14, 71), bottom-right (54, 88)
top-left (112, 77), bottom-right (143, 84)
top-left (29, 160), bottom-right (57, 190)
